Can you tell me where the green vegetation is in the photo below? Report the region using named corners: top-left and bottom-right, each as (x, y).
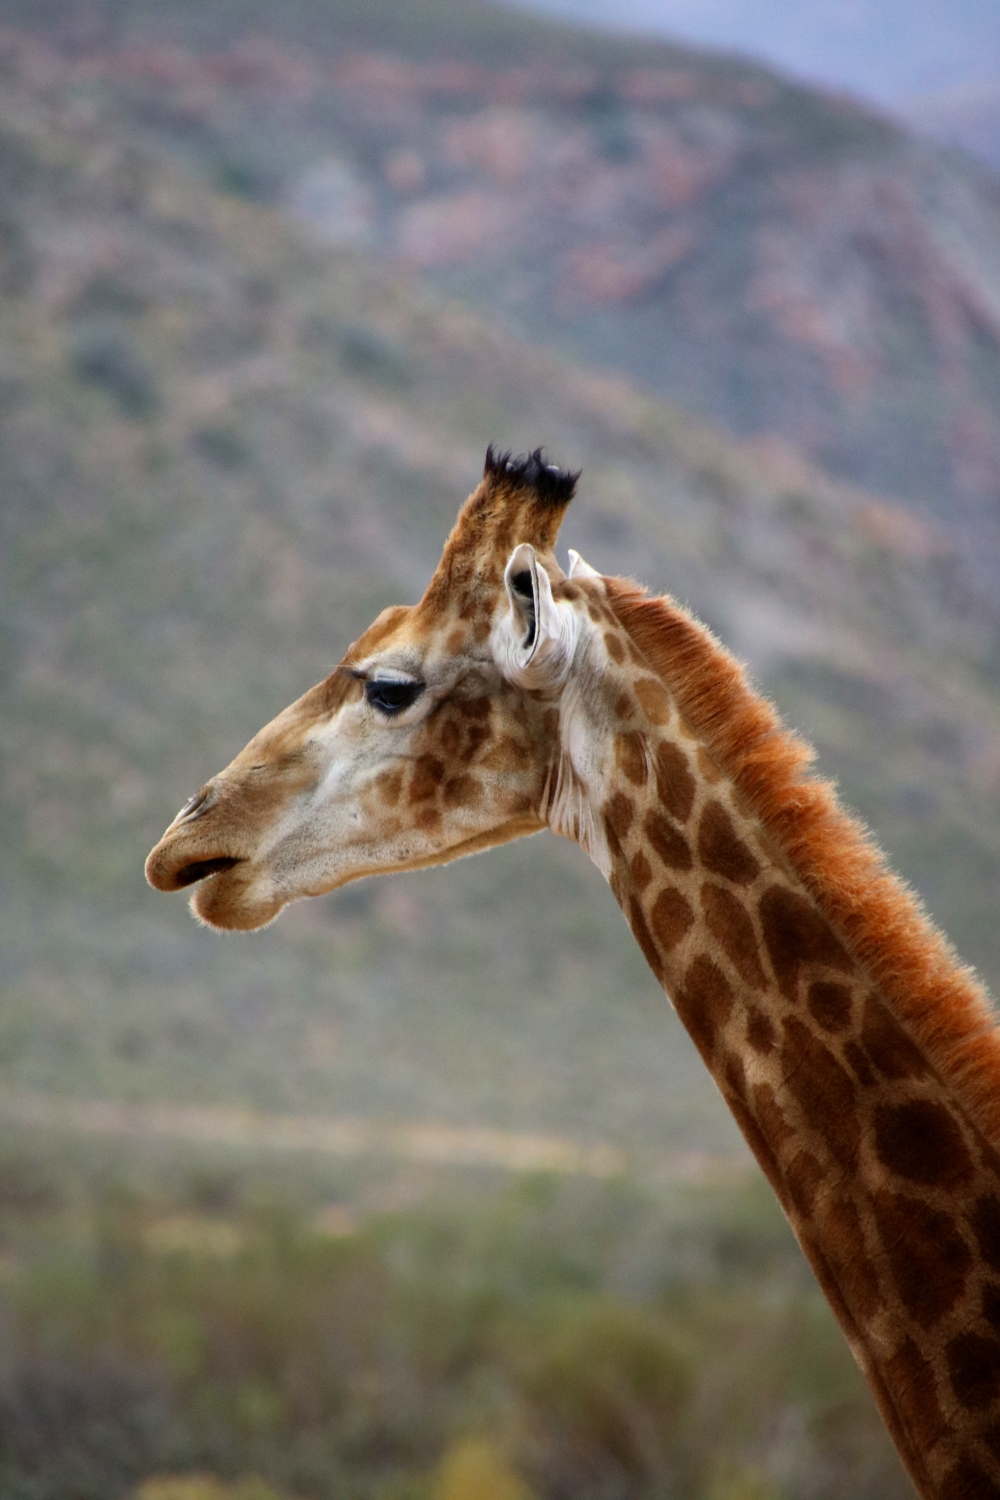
top-left (0, 1137), bottom-right (910, 1499)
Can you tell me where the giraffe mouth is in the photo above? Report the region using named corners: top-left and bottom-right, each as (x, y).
top-left (170, 855), bottom-right (242, 889)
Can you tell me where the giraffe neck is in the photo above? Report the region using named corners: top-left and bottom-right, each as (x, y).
top-left (554, 593), bottom-right (1000, 1500)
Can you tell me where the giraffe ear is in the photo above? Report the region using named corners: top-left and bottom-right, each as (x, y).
top-left (567, 548), bottom-right (600, 580)
top-left (494, 544), bottom-right (579, 688)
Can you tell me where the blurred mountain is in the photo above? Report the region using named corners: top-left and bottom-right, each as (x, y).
top-left (498, 0), bottom-right (1000, 111)
top-left (2, 3), bottom-right (998, 602)
top-left (2, 48), bottom-right (999, 1157)
top-left (901, 78), bottom-right (1000, 174)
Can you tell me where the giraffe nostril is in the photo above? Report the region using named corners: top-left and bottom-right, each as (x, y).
top-left (172, 787), bottom-right (213, 826)
top-left (172, 855), bottom-right (241, 889)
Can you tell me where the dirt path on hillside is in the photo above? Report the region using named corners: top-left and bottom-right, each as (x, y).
top-left (0, 1089), bottom-right (750, 1182)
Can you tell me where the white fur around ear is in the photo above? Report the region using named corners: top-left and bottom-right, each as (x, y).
top-left (567, 548), bottom-right (600, 580)
top-left (493, 543), bottom-right (580, 689)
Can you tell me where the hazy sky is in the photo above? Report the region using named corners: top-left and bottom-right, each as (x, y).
top-left (501, 0), bottom-right (1000, 105)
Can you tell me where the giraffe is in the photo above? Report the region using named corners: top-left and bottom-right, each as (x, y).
top-left (146, 449), bottom-right (1000, 1499)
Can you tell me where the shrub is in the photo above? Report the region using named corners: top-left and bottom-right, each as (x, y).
top-left (70, 321), bottom-right (159, 419)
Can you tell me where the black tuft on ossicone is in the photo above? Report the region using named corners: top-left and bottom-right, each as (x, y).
top-left (484, 445), bottom-right (580, 507)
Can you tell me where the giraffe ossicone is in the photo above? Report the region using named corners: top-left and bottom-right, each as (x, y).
top-left (146, 447), bottom-right (1000, 1500)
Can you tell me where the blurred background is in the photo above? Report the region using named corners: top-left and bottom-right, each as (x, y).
top-left (1, 1), bottom-right (999, 1496)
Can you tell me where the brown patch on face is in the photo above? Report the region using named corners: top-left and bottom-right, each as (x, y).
top-left (650, 886), bottom-right (694, 953)
top-left (746, 1008), bottom-right (775, 1054)
top-left (603, 631), bottom-right (625, 664)
top-left (629, 896), bottom-right (664, 981)
top-left (874, 1191), bottom-right (972, 1330)
top-left (603, 792), bottom-right (635, 845)
top-left (972, 1196), bottom-right (1000, 1273)
top-left (644, 810), bottom-right (693, 871)
top-left (885, 1339), bottom-right (948, 1451)
top-left (416, 804), bottom-right (441, 832)
top-left (374, 768), bottom-right (404, 806)
top-left (820, 1193), bottom-right (881, 1322)
top-left (860, 994), bottom-right (929, 1080)
top-left (634, 676), bottom-right (671, 725)
top-left (438, 716), bottom-right (462, 760)
top-left (653, 741), bottom-right (695, 823)
top-left (807, 980), bottom-right (853, 1032)
top-left (698, 801), bottom-right (761, 886)
top-left (674, 954), bottom-right (733, 1059)
top-left (701, 882), bottom-right (767, 990)
top-left (843, 1041), bottom-right (876, 1087)
top-left (446, 626), bottom-right (466, 654)
top-left (615, 732), bottom-right (648, 786)
top-left (631, 849), bottom-right (652, 892)
top-left (780, 1017), bottom-right (860, 1168)
top-left (462, 723), bottom-right (493, 764)
top-left (410, 755), bottom-right (444, 802)
top-left (758, 885), bottom-right (853, 1001)
top-left (615, 692), bottom-right (633, 720)
top-left (442, 774), bottom-right (481, 808)
top-left (786, 1148), bottom-right (824, 1216)
top-left (947, 1332), bottom-right (1000, 1412)
top-left (873, 1099), bottom-right (973, 1187)
top-left (480, 734), bottom-right (527, 771)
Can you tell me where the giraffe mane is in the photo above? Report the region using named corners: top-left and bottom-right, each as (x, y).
top-left (605, 575), bottom-right (1000, 1147)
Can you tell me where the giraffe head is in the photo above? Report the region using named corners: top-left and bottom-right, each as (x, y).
top-left (145, 448), bottom-right (603, 930)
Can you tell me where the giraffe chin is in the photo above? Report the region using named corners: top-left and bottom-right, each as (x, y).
top-left (189, 868), bottom-right (285, 932)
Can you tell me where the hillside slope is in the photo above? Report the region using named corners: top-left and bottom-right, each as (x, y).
top-left (3, 7), bottom-right (1000, 588)
top-left (2, 70), bottom-right (999, 1156)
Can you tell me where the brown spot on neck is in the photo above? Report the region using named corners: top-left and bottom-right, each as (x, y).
top-left (653, 741), bottom-right (696, 823)
top-left (634, 675), bottom-right (672, 725)
top-left (701, 882), bottom-right (767, 990)
top-left (698, 800), bottom-right (761, 886)
top-left (674, 953), bottom-right (734, 1060)
top-left (644, 810), bottom-right (693, 871)
top-left (780, 1017), bottom-right (860, 1167)
top-left (650, 885), bottom-right (694, 953)
top-left (759, 885), bottom-right (852, 1002)
top-left (874, 1099), bottom-right (973, 1186)
top-left (615, 731), bottom-right (648, 786)
top-left (875, 1191), bottom-right (972, 1329)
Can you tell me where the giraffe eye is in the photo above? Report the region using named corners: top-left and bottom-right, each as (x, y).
top-left (364, 679), bottom-right (425, 716)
